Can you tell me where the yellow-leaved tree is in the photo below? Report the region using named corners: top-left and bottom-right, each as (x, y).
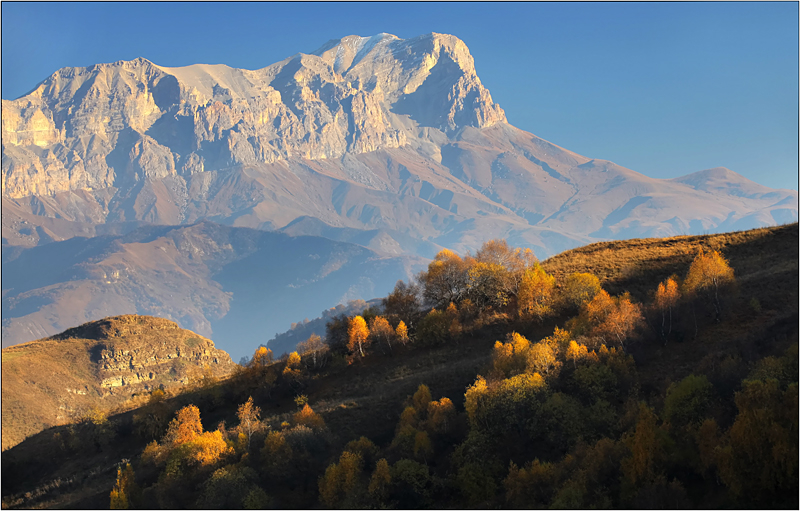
top-left (684, 248), bottom-right (735, 322)
top-left (236, 396), bottom-right (262, 449)
top-left (517, 264), bottom-right (556, 321)
top-left (347, 316), bottom-right (371, 358)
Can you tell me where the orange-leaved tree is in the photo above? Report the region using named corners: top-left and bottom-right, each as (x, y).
top-left (164, 404), bottom-right (203, 446)
top-left (294, 403), bottom-right (326, 429)
top-left (347, 316), bottom-right (370, 358)
top-left (396, 320), bottom-right (409, 345)
top-left (584, 290), bottom-right (644, 352)
top-left (654, 276), bottom-right (680, 342)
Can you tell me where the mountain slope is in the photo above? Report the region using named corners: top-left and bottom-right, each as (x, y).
top-left (1, 222), bottom-right (426, 357)
top-left (1, 314), bottom-right (235, 451)
top-left (3, 32), bottom-right (795, 259)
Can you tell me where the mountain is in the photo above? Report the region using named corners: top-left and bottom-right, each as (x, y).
top-left (1, 314), bottom-right (235, 451)
top-left (1, 221), bottom-right (425, 358)
top-left (3, 32), bottom-right (794, 257)
top-left (2, 32), bottom-right (796, 354)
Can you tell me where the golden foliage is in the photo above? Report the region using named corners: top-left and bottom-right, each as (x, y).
top-left (396, 320), bottom-right (409, 345)
top-left (413, 430), bottom-right (433, 462)
top-left (318, 451), bottom-right (364, 507)
top-left (164, 405), bottom-right (203, 446)
top-left (294, 403), bottom-right (325, 429)
top-left (252, 346), bottom-right (274, 367)
top-left (684, 248), bottom-right (735, 320)
top-left (236, 396), bottom-right (262, 449)
top-left (427, 397), bottom-right (456, 434)
top-left (491, 332), bottom-right (530, 377)
top-left (526, 342), bottom-right (560, 378)
top-left (369, 316), bottom-right (395, 352)
top-left (465, 376), bottom-right (489, 425)
top-left (517, 264), bottom-right (556, 321)
top-left (110, 463), bottom-right (137, 509)
top-left (420, 249), bottom-right (470, 308)
top-left (566, 340), bottom-right (590, 369)
top-left (584, 290), bottom-right (644, 350)
top-left (368, 458), bottom-right (392, 502)
top-left (347, 316), bottom-right (370, 357)
top-left (190, 430), bottom-right (233, 466)
top-left (562, 272), bottom-right (602, 310)
top-left (412, 384), bottom-right (432, 416)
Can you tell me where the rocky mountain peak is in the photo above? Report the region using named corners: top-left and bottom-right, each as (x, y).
top-left (2, 33), bottom-right (506, 199)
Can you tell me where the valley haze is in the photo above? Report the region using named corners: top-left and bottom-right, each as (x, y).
top-left (1, 32), bottom-right (797, 360)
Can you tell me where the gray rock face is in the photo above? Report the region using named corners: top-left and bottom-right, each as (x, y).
top-left (1, 33), bottom-right (796, 265)
top-left (2, 33), bottom-right (504, 199)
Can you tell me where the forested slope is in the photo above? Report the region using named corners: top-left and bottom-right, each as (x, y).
top-left (2, 223), bottom-right (796, 509)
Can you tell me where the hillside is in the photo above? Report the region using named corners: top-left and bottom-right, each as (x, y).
top-left (2, 224), bottom-right (796, 509)
top-left (1, 315), bottom-right (235, 451)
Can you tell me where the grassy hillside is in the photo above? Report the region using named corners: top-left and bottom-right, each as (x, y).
top-left (1, 315), bottom-right (235, 451)
top-left (2, 224), bottom-right (796, 509)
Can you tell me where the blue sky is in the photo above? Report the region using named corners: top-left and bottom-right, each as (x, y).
top-left (2, 2), bottom-right (797, 191)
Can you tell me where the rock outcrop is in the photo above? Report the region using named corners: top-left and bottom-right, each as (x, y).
top-left (1, 315), bottom-right (235, 451)
top-left (2, 33), bottom-right (504, 199)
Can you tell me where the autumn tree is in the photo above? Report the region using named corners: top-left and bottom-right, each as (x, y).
top-left (110, 463), bottom-right (139, 509)
top-left (584, 290), bottom-right (644, 352)
top-left (621, 403), bottom-right (663, 488)
top-left (562, 272), bottom-right (602, 311)
top-left (369, 316), bottom-right (395, 354)
top-left (467, 260), bottom-right (511, 311)
top-left (319, 451), bottom-right (364, 507)
top-left (566, 340), bottom-right (590, 369)
top-left (294, 404), bottom-right (326, 429)
top-left (191, 430), bottom-right (234, 466)
top-left (419, 249), bottom-right (470, 308)
top-left (251, 346), bottom-right (274, 367)
top-left (396, 320), bottom-right (409, 345)
top-left (715, 379), bottom-right (798, 505)
top-left (237, 396), bottom-right (262, 449)
top-left (517, 263), bottom-right (556, 321)
top-left (653, 276), bottom-right (680, 342)
top-left (297, 333), bottom-right (329, 370)
top-left (412, 384), bottom-right (432, 418)
top-left (474, 239), bottom-right (537, 295)
top-left (492, 332), bottom-right (531, 378)
top-left (382, 280), bottom-right (422, 326)
top-left (164, 405), bottom-right (203, 446)
top-left (427, 397), bottom-right (456, 434)
top-left (684, 248), bottom-right (735, 322)
top-left (133, 388), bottom-right (170, 441)
top-left (368, 458), bottom-right (392, 503)
top-left (347, 316), bottom-right (371, 358)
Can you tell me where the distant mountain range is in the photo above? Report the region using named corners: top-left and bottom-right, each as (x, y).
top-left (2, 32), bottom-right (796, 354)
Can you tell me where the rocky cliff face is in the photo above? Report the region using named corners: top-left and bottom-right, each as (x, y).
top-left (2, 33), bottom-right (504, 199)
top-left (1, 315), bottom-right (236, 450)
top-left (2, 32), bottom-right (794, 258)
